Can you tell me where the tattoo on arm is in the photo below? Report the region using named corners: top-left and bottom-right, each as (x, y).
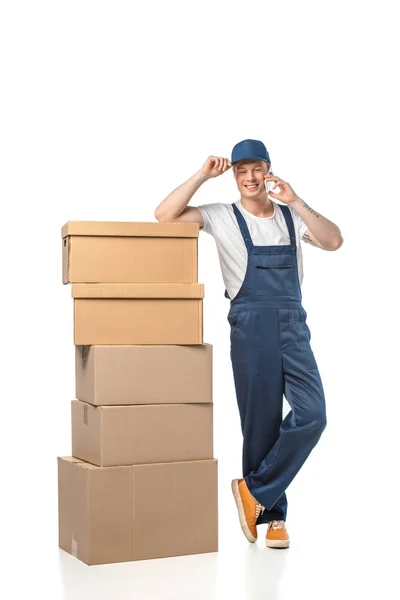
top-left (301, 202), bottom-right (320, 217)
top-left (302, 233), bottom-right (319, 246)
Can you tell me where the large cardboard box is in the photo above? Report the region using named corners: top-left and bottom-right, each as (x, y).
top-left (76, 343), bottom-right (212, 405)
top-left (71, 400), bottom-right (214, 467)
top-left (58, 456), bottom-right (218, 565)
top-left (62, 221), bottom-right (199, 284)
top-left (72, 283), bottom-right (204, 345)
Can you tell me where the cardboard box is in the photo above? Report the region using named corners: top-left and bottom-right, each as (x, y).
top-left (76, 343), bottom-right (212, 405)
top-left (58, 456), bottom-right (218, 565)
top-left (72, 283), bottom-right (204, 345)
top-left (62, 221), bottom-right (199, 284)
top-left (71, 400), bottom-right (214, 467)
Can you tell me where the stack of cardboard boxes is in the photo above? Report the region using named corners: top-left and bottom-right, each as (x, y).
top-left (57, 221), bottom-right (218, 565)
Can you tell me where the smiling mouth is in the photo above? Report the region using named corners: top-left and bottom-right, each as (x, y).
top-left (245, 184), bottom-right (259, 190)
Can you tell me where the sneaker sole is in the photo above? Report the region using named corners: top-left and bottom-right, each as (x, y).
top-left (265, 538), bottom-right (290, 549)
top-left (231, 479), bottom-right (257, 543)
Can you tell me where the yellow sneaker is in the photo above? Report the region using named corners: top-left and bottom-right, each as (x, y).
top-left (231, 478), bottom-right (265, 542)
top-left (265, 520), bottom-right (290, 548)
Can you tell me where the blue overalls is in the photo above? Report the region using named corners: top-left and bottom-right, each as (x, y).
top-left (225, 202), bottom-right (327, 524)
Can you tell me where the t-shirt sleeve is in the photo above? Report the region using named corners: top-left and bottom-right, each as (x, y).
top-left (196, 203), bottom-right (224, 235)
top-left (298, 216), bottom-right (308, 238)
top-left (290, 205), bottom-right (308, 239)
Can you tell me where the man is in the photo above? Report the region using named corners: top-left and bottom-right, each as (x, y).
top-left (154, 139), bottom-right (343, 549)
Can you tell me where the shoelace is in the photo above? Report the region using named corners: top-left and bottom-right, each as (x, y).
top-left (269, 520), bottom-right (285, 530)
top-left (254, 503), bottom-right (266, 519)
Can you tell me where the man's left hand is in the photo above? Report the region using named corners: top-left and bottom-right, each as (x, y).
top-left (264, 175), bottom-right (299, 205)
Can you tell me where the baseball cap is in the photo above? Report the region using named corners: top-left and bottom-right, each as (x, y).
top-left (231, 139), bottom-right (271, 165)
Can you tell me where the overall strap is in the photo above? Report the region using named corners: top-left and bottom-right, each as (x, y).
top-left (232, 203), bottom-right (253, 251)
top-left (279, 204), bottom-right (296, 247)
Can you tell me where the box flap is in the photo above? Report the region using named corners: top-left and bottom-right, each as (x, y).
top-left (72, 283), bottom-right (204, 299)
top-left (61, 221), bottom-right (199, 239)
top-left (58, 456), bottom-right (84, 464)
top-left (58, 456), bottom-right (98, 469)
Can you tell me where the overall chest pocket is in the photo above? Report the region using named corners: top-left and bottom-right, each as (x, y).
top-left (253, 253), bottom-right (298, 296)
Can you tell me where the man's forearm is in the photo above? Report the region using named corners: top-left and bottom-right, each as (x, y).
top-left (154, 171), bottom-right (209, 220)
top-left (291, 197), bottom-right (343, 249)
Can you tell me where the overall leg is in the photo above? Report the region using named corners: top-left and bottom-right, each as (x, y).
top-left (244, 308), bottom-right (327, 511)
top-left (230, 307), bottom-right (288, 524)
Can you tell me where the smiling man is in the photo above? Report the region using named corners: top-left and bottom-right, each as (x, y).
top-left (154, 138), bottom-right (343, 549)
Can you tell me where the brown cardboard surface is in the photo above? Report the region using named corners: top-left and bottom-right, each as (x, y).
top-left (71, 283), bottom-right (204, 298)
top-left (62, 221), bottom-right (199, 284)
top-left (62, 220), bottom-right (200, 238)
top-left (75, 344), bottom-right (212, 405)
top-left (73, 298), bottom-right (203, 345)
top-left (58, 456), bottom-right (218, 565)
top-left (71, 400), bottom-right (214, 467)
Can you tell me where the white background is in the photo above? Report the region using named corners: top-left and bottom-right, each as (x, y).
top-left (1, 1), bottom-right (399, 598)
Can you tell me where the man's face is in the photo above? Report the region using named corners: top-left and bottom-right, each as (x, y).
top-left (233, 160), bottom-right (269, 199)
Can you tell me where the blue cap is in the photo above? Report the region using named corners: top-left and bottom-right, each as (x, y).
top-left (231, 139), bottom-right (271, 164)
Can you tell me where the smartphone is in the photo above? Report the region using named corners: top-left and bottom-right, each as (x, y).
top-left (265, 165), bottom-right (274, 192)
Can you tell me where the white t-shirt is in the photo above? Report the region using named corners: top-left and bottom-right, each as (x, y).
top-left (197, 199), bottom-right (308, 300)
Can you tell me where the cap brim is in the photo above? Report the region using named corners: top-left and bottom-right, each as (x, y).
top-left (232, 156), bottom-right (270, 164)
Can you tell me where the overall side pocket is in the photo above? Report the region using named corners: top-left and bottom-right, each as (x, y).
top-left (229, 308), bottom-right (260, 376)
top-left (299, 307), bottom-right (311, 342)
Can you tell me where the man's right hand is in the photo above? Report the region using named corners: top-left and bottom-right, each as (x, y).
top-left (200, 156), bottom-right (232, 179)
top-left (155, 155), bottom-right (232, 222)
